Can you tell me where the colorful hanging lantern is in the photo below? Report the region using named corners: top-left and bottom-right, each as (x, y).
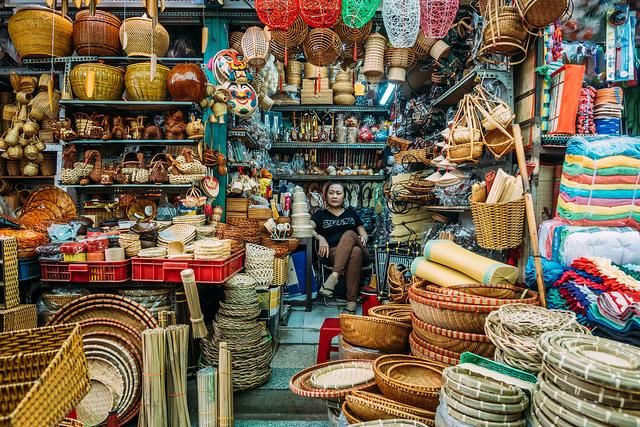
top-left (382, 0), bottom-right (420, 48)
top-left (256, 0), bottom-right (299, 30)
top-left (342, 0), bottom-right (380, 29)
top-left (420, 0), bottom-right (459, 38)
top-left (299, 0), bottom-right (341, 28)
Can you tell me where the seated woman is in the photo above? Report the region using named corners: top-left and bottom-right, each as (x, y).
top-left (311, 183), bottom-right (369, 314)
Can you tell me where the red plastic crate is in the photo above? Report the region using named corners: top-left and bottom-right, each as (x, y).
top-left (131, 250), bottom-right (245, 284)
top-left (40, 260), bottom-right (131, 283)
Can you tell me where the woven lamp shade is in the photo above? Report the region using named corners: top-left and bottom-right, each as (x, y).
top-left (382, 0), bottom-right (420, 48)
top-left (256, 0), bottom-right (299, 30)
top-left (271, 16), bottom-right (309, 47)
top-left (385, 47), bottom-right (416, 82)
top-left (303, 28), bottom-right (341, 66)
top-left (362, 32), bottom-right (387, 79)
top-left (420, 0), bottom-right (459, 38)
top-left (342, 0), bottom-right (380, 29)
top-left (241, 27), bottom-right (271, 68)
top-left (300, 0), bottom-right (341, 28)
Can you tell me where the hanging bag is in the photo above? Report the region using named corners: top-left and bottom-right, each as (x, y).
top-left (149, 153), bottom-right (169, 183)
top-left (447, 95), bottom-right (483, 163)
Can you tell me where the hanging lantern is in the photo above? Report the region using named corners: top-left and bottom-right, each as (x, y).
top-left (256, 0), bottom-right (299, 30)
top-left (420, 0), bottom-right (459, 38)
top-left (342, 0), bottom-right (380, 29)
top-left (299, 0), bottom-right (341, 28)
top-left (382, 0), bottom-right (420, 48)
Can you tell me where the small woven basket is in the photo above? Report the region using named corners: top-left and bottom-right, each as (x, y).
top-left (363, 33), bottom-right (387, 79)
top-left (470, 196), bottom-right (525, 250)
top-left (241, 27), bottom-right (270, 68)
top-left (517, 0), bottom-right (569, 28)
top-left (303, 28), bottom-right (341, 67)
top-left (69, 63), bottom-right (124, 101)
top-left (447, 141), bottom-right (483, 163)
top-left (273, 256), bottom-right (288, 286)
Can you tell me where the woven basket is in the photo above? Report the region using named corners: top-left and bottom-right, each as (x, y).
top-left (412, 31), bottom-right (437, 59)
top-left (340, 313), bottom-right (411, 353)
top-left (227, 217), bottom-right (262, 229)
top-left (73, 10), bottom-right (121, 56)
top-left (229, 31), bottom-right (244, 53)
top-left (8, 7), bottom-right (73, 58)
top-left (393, 148), bottom-right (432, 165)
top-left (273, 256), bottom-right (288, 286)
top-left (481, 5), bottom-right (528, 60)
top-left (124, 62), bottom-right (170, 101)
top-left (470, 196), bottom-right (525, 250)
top-left (345, 391), bottom-right (436, 425)
top-left (447, 141), bottom-right (483, 163)
top-left (303, 29), bottom-right (341, 67)
top-left (363, 33), bottom-right (387, 79)
top-left (271, 16), bottom-right (309, 47)
top-left (0, 324), bottom-right (90, 427)
top-left (517, 0), bottom-right (569, 28)
top-left (70, 63), bottom-right (125, 101)
top-left (411, 313), bottom-right (495, 357)
top-left (334, 19), bottom-right (372, 44)
top-left (339, 335), bottom-right (386, 360)
top-left (260, 237), bottom-right (290, 258)
top-left (270, 39), bottom-right (303, 63)
top-left (411, 283), bottom-right (539, 306)
top-left (241, 27), bottom-right (270, 68)
top-left (409, 332), bottom-right (461, 365)
top-left (342, 401), bottom-right (364, 424)
top-left (368, 304), bottom-right (412, 325)
top-left (119, 16), bottom-right (169, 57)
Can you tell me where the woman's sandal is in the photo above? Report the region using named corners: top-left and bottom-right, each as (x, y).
top-left (318, 285), bottom-right (334, 298)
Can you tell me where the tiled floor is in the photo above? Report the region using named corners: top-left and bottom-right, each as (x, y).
top-left (279, 301), bottom-right (362, 345)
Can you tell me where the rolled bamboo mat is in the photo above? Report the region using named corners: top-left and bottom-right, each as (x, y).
top-left (423, 240), bottom-right (518, 285)
top-left (219, 341), bottom-right (233, 427)
top-left (197, 367), bottom-right (217, 427)
top-left (166, 325), bottom-right (191, 427)
top-left (139, 328), bottom-right (167, 427)
top-left (411, 258), bottom-right (478, 288)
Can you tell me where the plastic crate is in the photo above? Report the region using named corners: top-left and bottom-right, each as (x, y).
top-left (40, 260), bottom-right (131, 283)
top-left (18, 257), bottom-right (41, 282)
top-left (131, 250), bottom-right (245, 284)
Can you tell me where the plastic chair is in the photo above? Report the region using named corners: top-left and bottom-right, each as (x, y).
top-left (361, 291), bottom-right (379, 316)
top-left (317, 317), bottom-right (341, 363)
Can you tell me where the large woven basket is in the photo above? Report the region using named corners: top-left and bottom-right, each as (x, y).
top-left (345, 391), bottom-right (436, 425)
top-left (241, 27), bottom-right (270, 68)
top-left (481, 5), bottom-right (528, 61)
top-left (8, 7), bottom-right (73, 58)
top-left (303, 29), bottom-right (341, 67)
top-left (411, 313), bottom-right (495, 357)
top-left (124, 62), bottom-right (170, 101)
top-left (339, 336), bottom-right (385, 361)
top-left (517, 0), bottom-right (569, 28)
top-left (470, 196), bottom-right (525, 250)
top-left (0, 324), bottom-right (90, 427)
top-left (368, 304), bottom-right (412, 325)
top-left (69, 63), bottom-right (125, 101)
top-left (409, 332), bottom-right (461, 365)
top-left (73, 10), bottom-right (121, 56)
top-left (340, 314), bottom-right (411, 353)
top-left (119, 16), bottom-right (169, 57)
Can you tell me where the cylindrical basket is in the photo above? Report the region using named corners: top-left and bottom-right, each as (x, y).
top-left (124, 62), bottom-right (170, 101)
top-left (273, 256), bottom-right (288, 286)
top-left (470, 196), bottom-right (525, 250)
top-left (363, 33), bottom-right (387, 79)
top-left (119, 16), bottom-right (170, 57)
top-left (8, 6), bottom-right (74, 58)
top-left (303, 28), bottom-right (341, 67)
top-left (69, 63), bottom-right (125, 101)
top-left (481, 4), bottom-right (528, 61)
top-left (73, 10), bottom-right (122, 56)
top-left (241, 27), bottom-right (270, 68)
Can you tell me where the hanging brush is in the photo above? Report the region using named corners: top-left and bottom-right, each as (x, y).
top-left (180, 268), bottom-right (208, 338)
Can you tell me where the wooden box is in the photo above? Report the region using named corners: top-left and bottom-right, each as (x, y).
top-left (0, 304), bottom-right (37, 332)
top-left (301, 89), bottom-right (334, 105)
top-left (302, 78), bottom-right (330, 92)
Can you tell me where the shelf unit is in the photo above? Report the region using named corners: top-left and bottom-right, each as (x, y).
top-left (59, 100), bottom-right (199, 112)
top-left (271, 105), bottom-right (389, 113)
top-left (273, 174), bottom-right (386, 182)
top-left (68, 139), bottom-right (200, 145)
top-left (62, 184), bottom-right (194, 189)
top-left (271, 142), bottom-right (386, 149)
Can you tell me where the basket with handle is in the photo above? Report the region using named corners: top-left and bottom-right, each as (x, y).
top-left (241, 27), bottom-right (270, 68)
top-left (447, 95), bottom-right (483, 163)
top-left (480, 2), bottom-right (528, 64)
top-left (303, 28), bottom-right (341, 67)
top-left (119, 16), bottom-right (169, 57)
top-left (148, 153), bottom-right (169, 184)
top-left (470, 196), bottom-right (525, 250)
top-left (470, 89), bottom-right (515, 158)
top-left (73, 9), bottom-right (122, 56)
top-left (8, 7), bottom-right (74, 58)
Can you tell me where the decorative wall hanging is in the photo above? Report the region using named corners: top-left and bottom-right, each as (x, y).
top-left (270, 16), bottom-right (308, 66)
top-left (382, 0), bottom-right (420, 48)
top-left (302, 28), bottom-right (341, 66)
top-left (256, 0), bottom-right (299, 30)
top-left (419, 0), bottom-right (459, 38)
top-left (341, 0), bottom-right (380, 29)
top-left (334, 18), bottom-right (372, 61)
top-left (299, 0), bottom-right (341, 28)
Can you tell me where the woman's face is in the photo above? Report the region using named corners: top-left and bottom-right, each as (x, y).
top-left (326, 184), bottom-right (345, 208)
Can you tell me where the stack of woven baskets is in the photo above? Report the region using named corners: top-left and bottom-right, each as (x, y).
top-left (244, 243), bottom-right (276, 290)
top-left (484, 304), bottom-right (590, 374)
top-left (532, 331), bottom-right (640, 426)
top-left (332, 71), bottom-right (355, 105)
top-left (201, 274), bottom-right (272, 390)
top-left (220, 217), bottom-right (262, 244)
top-left (409, 282), bottom-right (540, 365)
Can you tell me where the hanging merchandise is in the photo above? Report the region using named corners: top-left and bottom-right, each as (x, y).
top-left (362, 33), bottom-right (387, 81)
top-left (241, 27), bottom-right (271, 69)
top-left (384, 47), bottom-right (416, 83)
top-left (299, 0), bottom-right (341, 28)
top-left (256, 0), bottom-right (299, 30)
top-left (334, 18), bottom-right (372, 61)
top-left (303, 28), bottom-right (342, 66)
top-left (479, 0), bottom-right (528, 64)
top-left (605, 6), bottom-right (636, 83)
top-left (341, 0), bottom-right (379, 28)
top-left (419, 0), bottom-right (459, 38)
top-left (382, 0), bottom-right (420, 48)
top-left (516, 0), bottom-right (569, 29)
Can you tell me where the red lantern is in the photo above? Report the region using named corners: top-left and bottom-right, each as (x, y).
top-left (420, 0), bottom-right (459, 38)
top-left (300, 0), bottom-right (341, 28)
top-left (256, 0), bottom-right (299, 30)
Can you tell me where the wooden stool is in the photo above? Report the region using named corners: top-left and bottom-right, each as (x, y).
top-left (317, 317), bottom-right (340, 364)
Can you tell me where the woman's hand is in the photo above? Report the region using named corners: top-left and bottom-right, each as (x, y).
top-left (360, 234), bottom-right (368, 246)
top-left (318, 236), bottom-right (330, 258)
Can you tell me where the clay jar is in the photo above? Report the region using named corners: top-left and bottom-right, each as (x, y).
top-left (166, 63), bottom-right (207, 102)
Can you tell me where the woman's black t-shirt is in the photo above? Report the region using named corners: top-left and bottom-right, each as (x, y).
top-left (311, 208), bottom-right (363, 247)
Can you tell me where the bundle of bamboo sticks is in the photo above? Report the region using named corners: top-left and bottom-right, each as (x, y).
top-left (181, 269), bottom-right (208, 339)
top-left (197, 367), bottom-right (217, 427)
top-left (166, 325), bottom-right (191, 427)
top-left (139, 328), bottom-right (167, 427)
top-left (218, 342), bottom-right (233, 427)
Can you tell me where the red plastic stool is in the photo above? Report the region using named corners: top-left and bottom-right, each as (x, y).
top-left (317, 318), bottom-right (341, 364)
top-left (361, 292), bottom-right (380, 316)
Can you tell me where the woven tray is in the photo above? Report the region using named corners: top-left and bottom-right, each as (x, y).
top-left (368, 304), bottom-right (412, 324)
top-left (345, 391), bottom-right (436, 425)
top-left (75, 378), bottom-right (113, 426)
top-left (289, 359), bottom-right (377, 399)
top-left (310, 361), bottom-right (374, 390)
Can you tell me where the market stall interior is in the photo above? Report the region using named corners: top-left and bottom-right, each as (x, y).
top-left (1, 0), bottom-right (640, 426)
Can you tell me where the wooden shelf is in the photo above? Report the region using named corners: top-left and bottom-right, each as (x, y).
top-left (0, 176), bottom-right (54, 179)
top-left (273, 174), bottom-right (385, 181)
top-left (271, 142), bottom-right (387, 149)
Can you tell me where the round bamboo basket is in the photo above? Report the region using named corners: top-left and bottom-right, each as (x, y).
top-left (334, 19), bottom-right (372, 44)
top-left (241, 27), bottom-right (270, 68)
top-left (229, 31), bottom-right (245, 53)
top-left (124, 62), bottom-right (170, 101)
top-left (340, 313), bottom-right (411, 353)
top-left (271, 16), bottom-right (309, 47)
top-left (73, 10), bottom-right (122, 56)
top-left (363, 33), bottom-right (387, 79)
top-left (385, 47), bottom-right (416, 83)
top-left (69, 63), bottom-right (125, 101)
top-left (447, 141), bottom-right (483, 163)
top-left (470, 196), bottom-right (525, 250)
top-left (8, 6), bottom-right (74, 58)
top-left (411, 313), bottom-right (495, 357)
top-left (409, 332), bottom-right (461, 366)
top-left (518, 0), bottom-right (569, 28)
top-left (303, 28), bottom-right (341, 67)
top-left (119, 16), bottom-right (170, 57)
top-left (368, 304), bottom-right (412, 324)
top-left (333, 94), bottom-right (355, 105)
top-left (345, 391), bottom-right (436, 424)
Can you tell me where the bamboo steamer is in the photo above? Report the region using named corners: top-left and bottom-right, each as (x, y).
top-left (73, 10), bottom-right (122, 56)
top-left (363, 33), bottom-right (387, 80)
top-left (119, 16), bottom-right (169, 57)
top-left (8, 6), bottom-right (74, 58)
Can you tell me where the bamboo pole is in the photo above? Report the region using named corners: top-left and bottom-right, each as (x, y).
top-left (166, 325), bottom-right (191, 427)
top-left (513, 124), bottom-right (547, 307)
top-left (139, 328), bottom-right (167, 427)
top-left (197, 367), bottom-right (217, 427)
top-left (218, 342), bottom-right (233, 427)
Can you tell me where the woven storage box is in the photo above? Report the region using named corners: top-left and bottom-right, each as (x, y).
top-left (0, 237), bottom-right (19, 310)
top-left (0, 305), bottom-right (36, 332)
top-left (0, 324), bottom-right (90, 427)
top-left (470, 197), bottom-right (525, 250)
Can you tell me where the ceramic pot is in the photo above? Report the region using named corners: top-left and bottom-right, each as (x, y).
top-left (167, 63), bottom-right (207, 102)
